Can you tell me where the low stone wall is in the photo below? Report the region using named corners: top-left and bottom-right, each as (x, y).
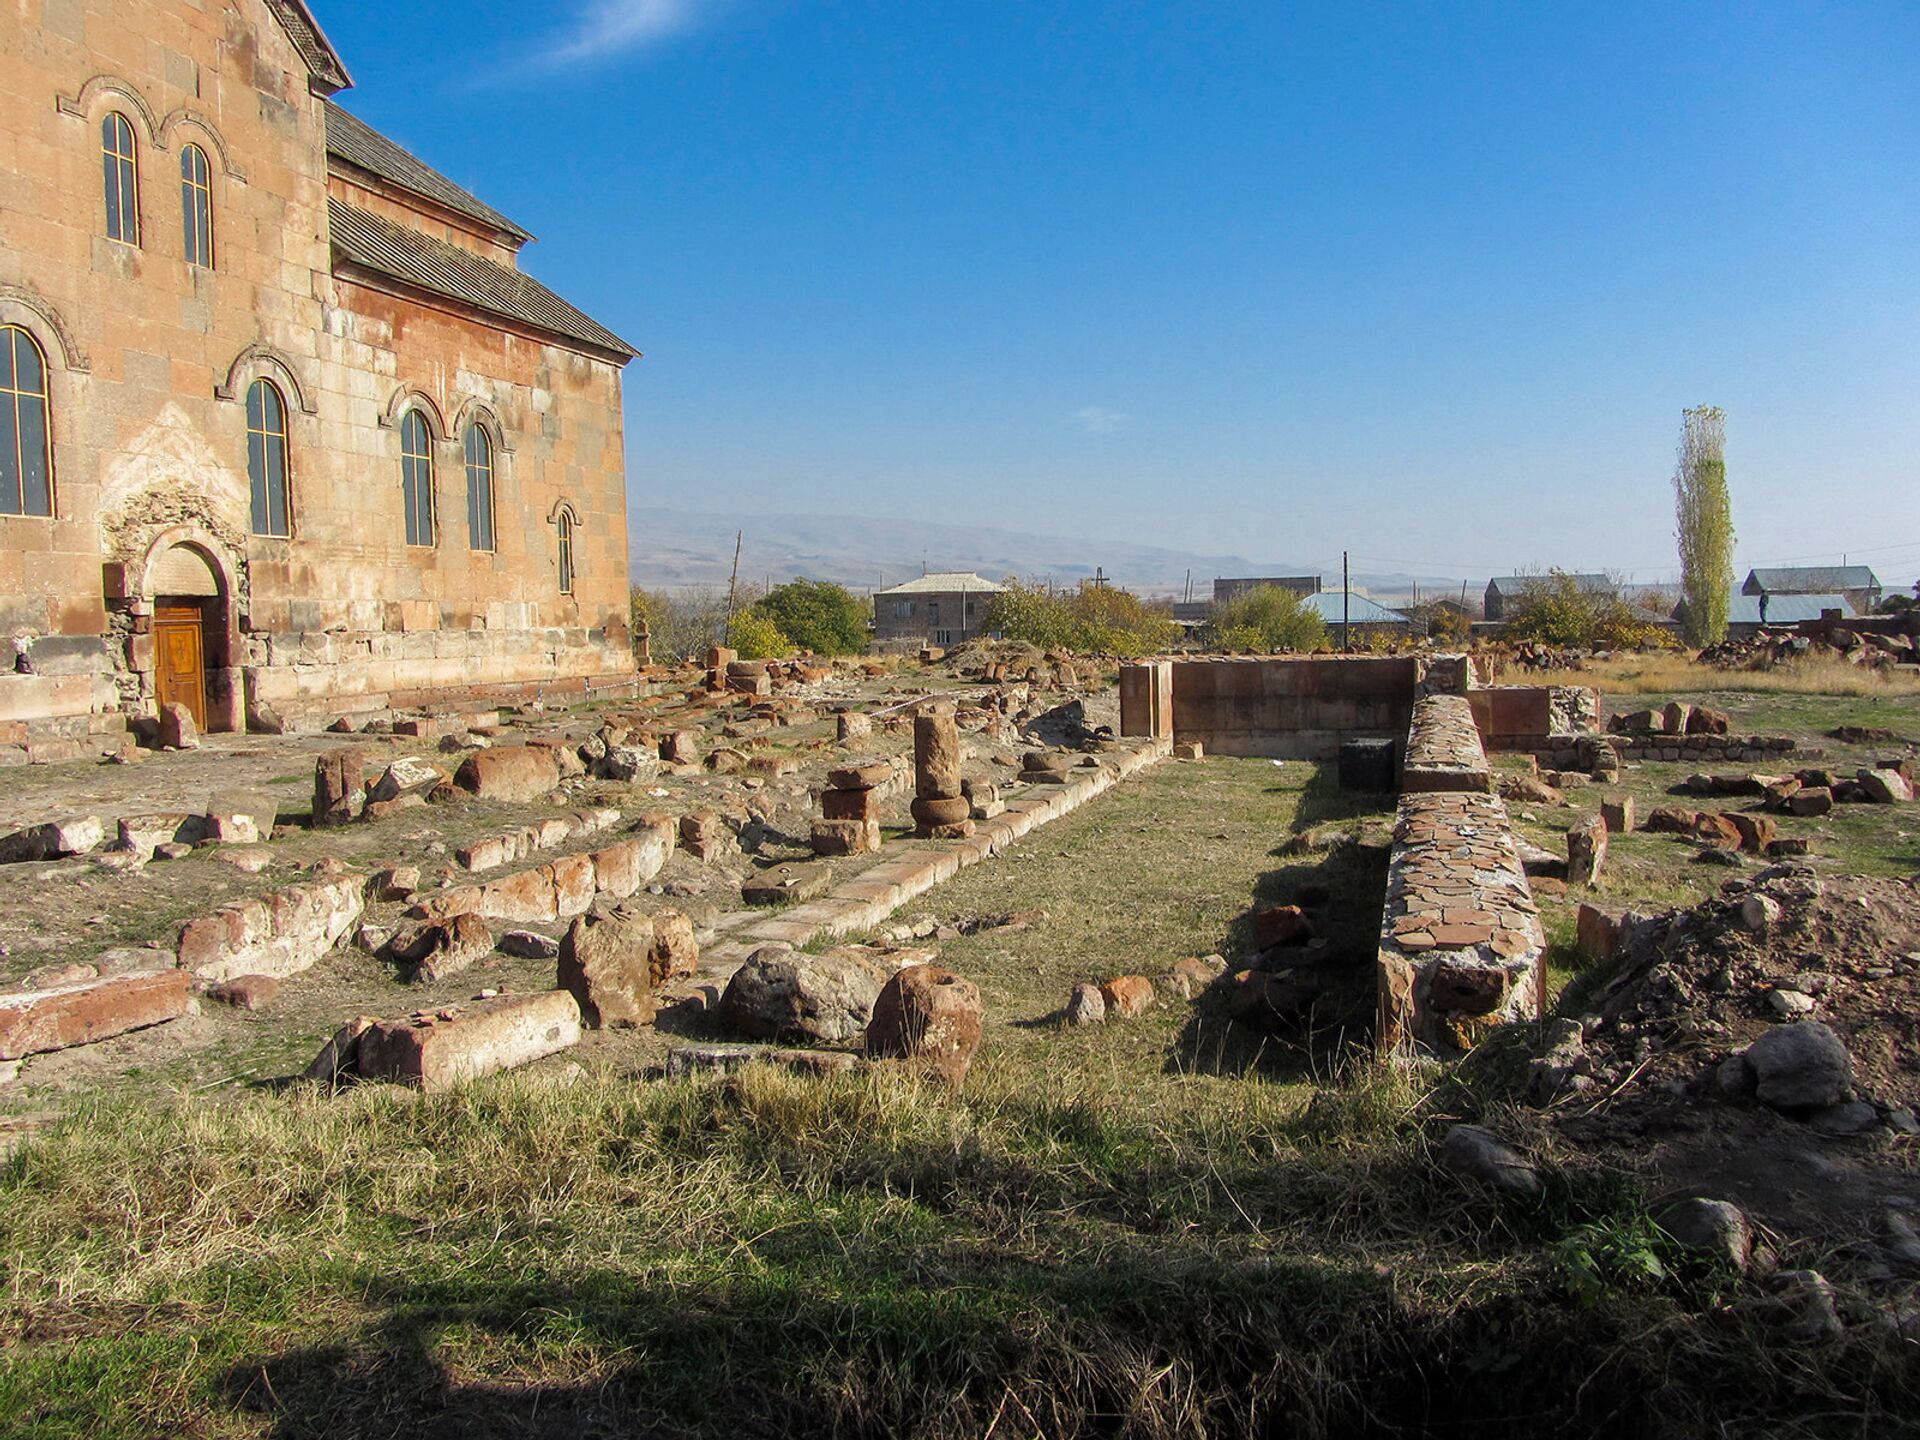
top-left (1401, 695), bottom-right (1492, 794)
top-left (1611, 733), bottom-right (1796, 763)
top-left (1376, 790), bottom-right (1546, 1059)
top-left (411, 818), bottom-right (676, 925)
top-left (177, 874), bottom-right (367, 983)
top-left (1169, 657), bottom-right (1420, 759)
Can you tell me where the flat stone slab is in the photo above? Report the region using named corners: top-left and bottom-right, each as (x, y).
top-left (355, 990), bottom-right (582, 1090)
top-left (0, 970), bottom-right (193, 1060)
top-left (741, 863), bottom-right (835, 907)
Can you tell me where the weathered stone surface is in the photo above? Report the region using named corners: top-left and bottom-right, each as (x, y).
top-left (719, 945), bottom-right (887, 1043)
top-left (1439, 1124), bottom-right (1542, 1198)
top-left (369, 757), bottom-right (446, 803)
top-left (355, 991), bottom-right (582, 1090)
top-left (1566, 813), bottom-right (1608, 888)
top-left (1744, 1021), bottom-right (1852, 1112)
top-left (313, 748), bottom-right (367, 827)
top-left (742, 863), bottom-right (834, 907)
top-left (679, 810), bottom-right (738, 861)
top-left (159, 702), bottom-right (199, 749)
top-left (864, 964), bottom-right (983, 1085)
top-left (1860, 768), bottom-right (1914, 804)
top-left (914, 710), bottom-right (963, 799)
top-left (500, 929), bottom-right (561, 960)
top-left (836, 712), bottom-right (872, 742)
top-left (1253, 904), bottom-right (1314, 948)
top-left (1064, 982), bottom-right (1106, 1024)
top-left (1099, 975), bottom-right (1155, 1018)
top-left (206, 973), bottom-right (280, 1011)
top-left (455, 746), bottom-right (561, 803)
top-left (1788, 786), bottom-right (1834, 817)
top-left (118, 812), bottom-right (191, 852)
top-left (177, 876), bottom-right (365, 981)
top-left (649, 909), bottom-right (700, 986)
top-left (812, 818), bottom-right (881, 856)
top-left (599, 744), bottom-right (661, 782)
top-left (1226, 969), bottom-right (1318, 1030)
top-left (0, 815), bottom-right (105, 863)
top-left (1169, 954), bottom-right (1225, 999)
top-left (550, 853), bottom-right (598, 919)
top-left (558, 908), bottom-right (658, 1027)
top-left (0, 970), bottom-right (193, 1060)
top-left (910, 795), bottom-right (971, 828)
top-left (822, 786), bottom-right (881, 821)
top-left (1600, 795), bottom-right (1635, 833)
top-left (303, 1015), bottom-right (377, 1082)
top-left (205, 790), bottom-right (278, 844)
top-left (1575, 903), bottom-right (1620, 961)
top-left (828, 760), bottom-right (893, 790)
top-left (390, 913), bottom-right (494, 983)
top-left (1401, 694), bottom-right (1492, 794)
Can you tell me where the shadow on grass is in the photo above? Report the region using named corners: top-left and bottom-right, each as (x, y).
top-left (209, 1248), bottom-right (1698, 1440)
top-left (1169, 829), bottom-right (1391, 1084)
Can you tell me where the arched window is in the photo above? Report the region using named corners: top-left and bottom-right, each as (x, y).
top-left (245, 379), bottom-right (290, 537)
top-left (102, 112), bottom-right (139, 244)
top-left (180, 143), bottom-right (213, 268)
top-left (556, 509), bottom-right (575, 594)
top-left (464, 424), bottom-right (495, 552)
top-left (400, 410), bottom-right (434, 546)
top-left (0, 327), bottom-right (53, 518)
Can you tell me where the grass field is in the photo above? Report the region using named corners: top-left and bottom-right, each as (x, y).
top-left (3, 757), bottom-right (1912, 1437)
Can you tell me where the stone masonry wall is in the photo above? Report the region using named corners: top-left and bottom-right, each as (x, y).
top-left (1168, 656), bottom-right (1420, 759)
top-left (1401, 694), bottom-right (1492, 795)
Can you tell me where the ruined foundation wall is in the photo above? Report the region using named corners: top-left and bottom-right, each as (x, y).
top-left (1168, 656), bottom-right (1420, 759)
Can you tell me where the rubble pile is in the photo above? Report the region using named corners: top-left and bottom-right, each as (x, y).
top-left (1698, 624), bottom-right (1920, 671)
top-left (1533, 869), bottom-right (1920, 1135)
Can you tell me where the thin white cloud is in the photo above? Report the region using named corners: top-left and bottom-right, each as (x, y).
top-left (539, 0), bottom-right (704, 68)
top-left (1073, 406), bottom-right (1127, 435)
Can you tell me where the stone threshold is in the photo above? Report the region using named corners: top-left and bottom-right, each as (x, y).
top-left (701, 736), bottom-right (1173, 965)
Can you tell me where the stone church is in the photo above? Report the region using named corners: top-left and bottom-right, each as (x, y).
top-left (0, 0), bottom-right (640, 759)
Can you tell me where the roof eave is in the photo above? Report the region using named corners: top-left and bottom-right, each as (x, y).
top-left (328, 155), bottom-right (535, 248)
top-left (332, 258), bottom-right (640, 366)
top-left (273, 0), bottom-right (353, 94)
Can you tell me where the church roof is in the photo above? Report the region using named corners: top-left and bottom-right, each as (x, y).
top-left (329, 200), bottom-right (637, 361)
top-left (326, 102), bottom-right (533, 244)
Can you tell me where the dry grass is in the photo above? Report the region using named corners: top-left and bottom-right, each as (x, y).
top-left (1526, 650), bottom-right (1920, 699)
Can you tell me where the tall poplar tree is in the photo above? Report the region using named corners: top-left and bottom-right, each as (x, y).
top-left (1674, 406), bottom-right (1734, 647)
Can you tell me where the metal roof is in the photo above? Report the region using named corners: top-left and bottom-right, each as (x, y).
top-left (1302, 591), bottom-right (1409, 624)
top-left (1742, 566), bottom-right (1880, 596)
top-left (1486, 573), bottom-right (1612, 594)
top-left (874, 572), bottom-right (1007, 595)
top-left (268, 0), bottom-right (351, 94)
top-left (328, 200), bottom-right (638, 361)
top-left (326, 103), bottom-right (533, 243)
top-left (1725, 592), bottom-right (1855, 625)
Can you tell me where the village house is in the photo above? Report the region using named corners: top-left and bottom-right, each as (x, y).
top-left (872, 572), bottom-right (1005, 648)
top-left (1742, 566), bottom-right (1882, 617)
top-left (0, 0), bottom-right (639, 759)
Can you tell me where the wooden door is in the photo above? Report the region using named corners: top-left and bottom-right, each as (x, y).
top-left (153, 602), bottom-right (206, 731)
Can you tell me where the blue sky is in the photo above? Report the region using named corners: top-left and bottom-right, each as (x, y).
top-left (320, 1), bottom-right (1920, 588)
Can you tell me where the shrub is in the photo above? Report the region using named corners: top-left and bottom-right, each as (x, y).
top-left (1203, 586), bottom-right (1328, 653)
top-left (1503, 572), bottom-right (1668, 650)
top-left (981, 580), bottom-right (1176, 656)
top-left (751, 579), bottom-right (868, 656)
top-left (728, 611), bottom-right (790, 661)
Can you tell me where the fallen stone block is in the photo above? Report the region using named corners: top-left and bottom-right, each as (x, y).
top-left (812, 818), bottom-right (881, 856)
top-left (303, 1015), bottom-right (377, 1082)
top-left (206, 974), bottom-right (280, 1011)
top-left (742, 863), bottom-right (834, 907)
top-left (204, 790), bottom-right (278, 845)
top-left (1860, 768), bottom-right (1914, 804)
top-left (354, 991), bottom-right (583, 1090)
top-left (159, 701), bottom-right (199, 749)
top-left (1566, 813), bottom-right (1608, 887)
top-left (864, 965), bottom-right (983, 1086)
top-left (558, 907), bottom-right (658, 1027)
top-left (313, 748), bottom-right (367, 827)
top-left (0, 815), bottom-right (105, 864)
top-left (177, 875), bottom-right (365, 981)
top-left (369, 756), bottom-right (446, 803)
top-left (720, 945), bottom-right (886, 1043)
top-left (0, 970), bottom-right (193, 1060)
top-left (1099, 975), bottom-right (1155, 1018)
top-left (389, 913), bottom-right (495, 983)
top-left (455, 746), bottom-right (561, 803)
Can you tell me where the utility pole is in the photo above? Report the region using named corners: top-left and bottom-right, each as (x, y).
top-left (1342, 550), bottom-right (1350, 652)
top-left (722, 529), bottom-right (742, 644)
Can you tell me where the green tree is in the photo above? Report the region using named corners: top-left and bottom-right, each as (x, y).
top-left (981, 580), bottom-right (1077, 649)
top-left (1674, 405), bottom-right (1734, 647)
top-left (1066, 586), bottom-right (1178, 657)
top-left (1204, 585), bottom-right (1329, 652)
top-left (751, 578), bottom-right (869, 656)
top-left (728, 611), bottom-right (790, 661)
top-left (1503, 571), bottom-right (1668, 649)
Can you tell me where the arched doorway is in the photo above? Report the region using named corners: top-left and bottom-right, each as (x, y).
top-left (149, 543), bottom-right (221, 730)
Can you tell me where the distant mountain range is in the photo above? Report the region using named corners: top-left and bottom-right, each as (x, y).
top-left (627, 506), bottom-right (1451, 599)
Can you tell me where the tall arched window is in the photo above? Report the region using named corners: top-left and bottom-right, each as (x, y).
top-left (400, 410), bottom-right (434, 546)
top-left (102, 112), bottom-right (139, 244)
top-left (180, 143), bottom-right (213, 268)
top-left (464, 424), bottom-right (495, 552)
top-left (0, 327), bottom-right (53, 518)
top-left (245, 379), bottom-right (290, 537)
top-left (556, 509), bottom-right (576, 594)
